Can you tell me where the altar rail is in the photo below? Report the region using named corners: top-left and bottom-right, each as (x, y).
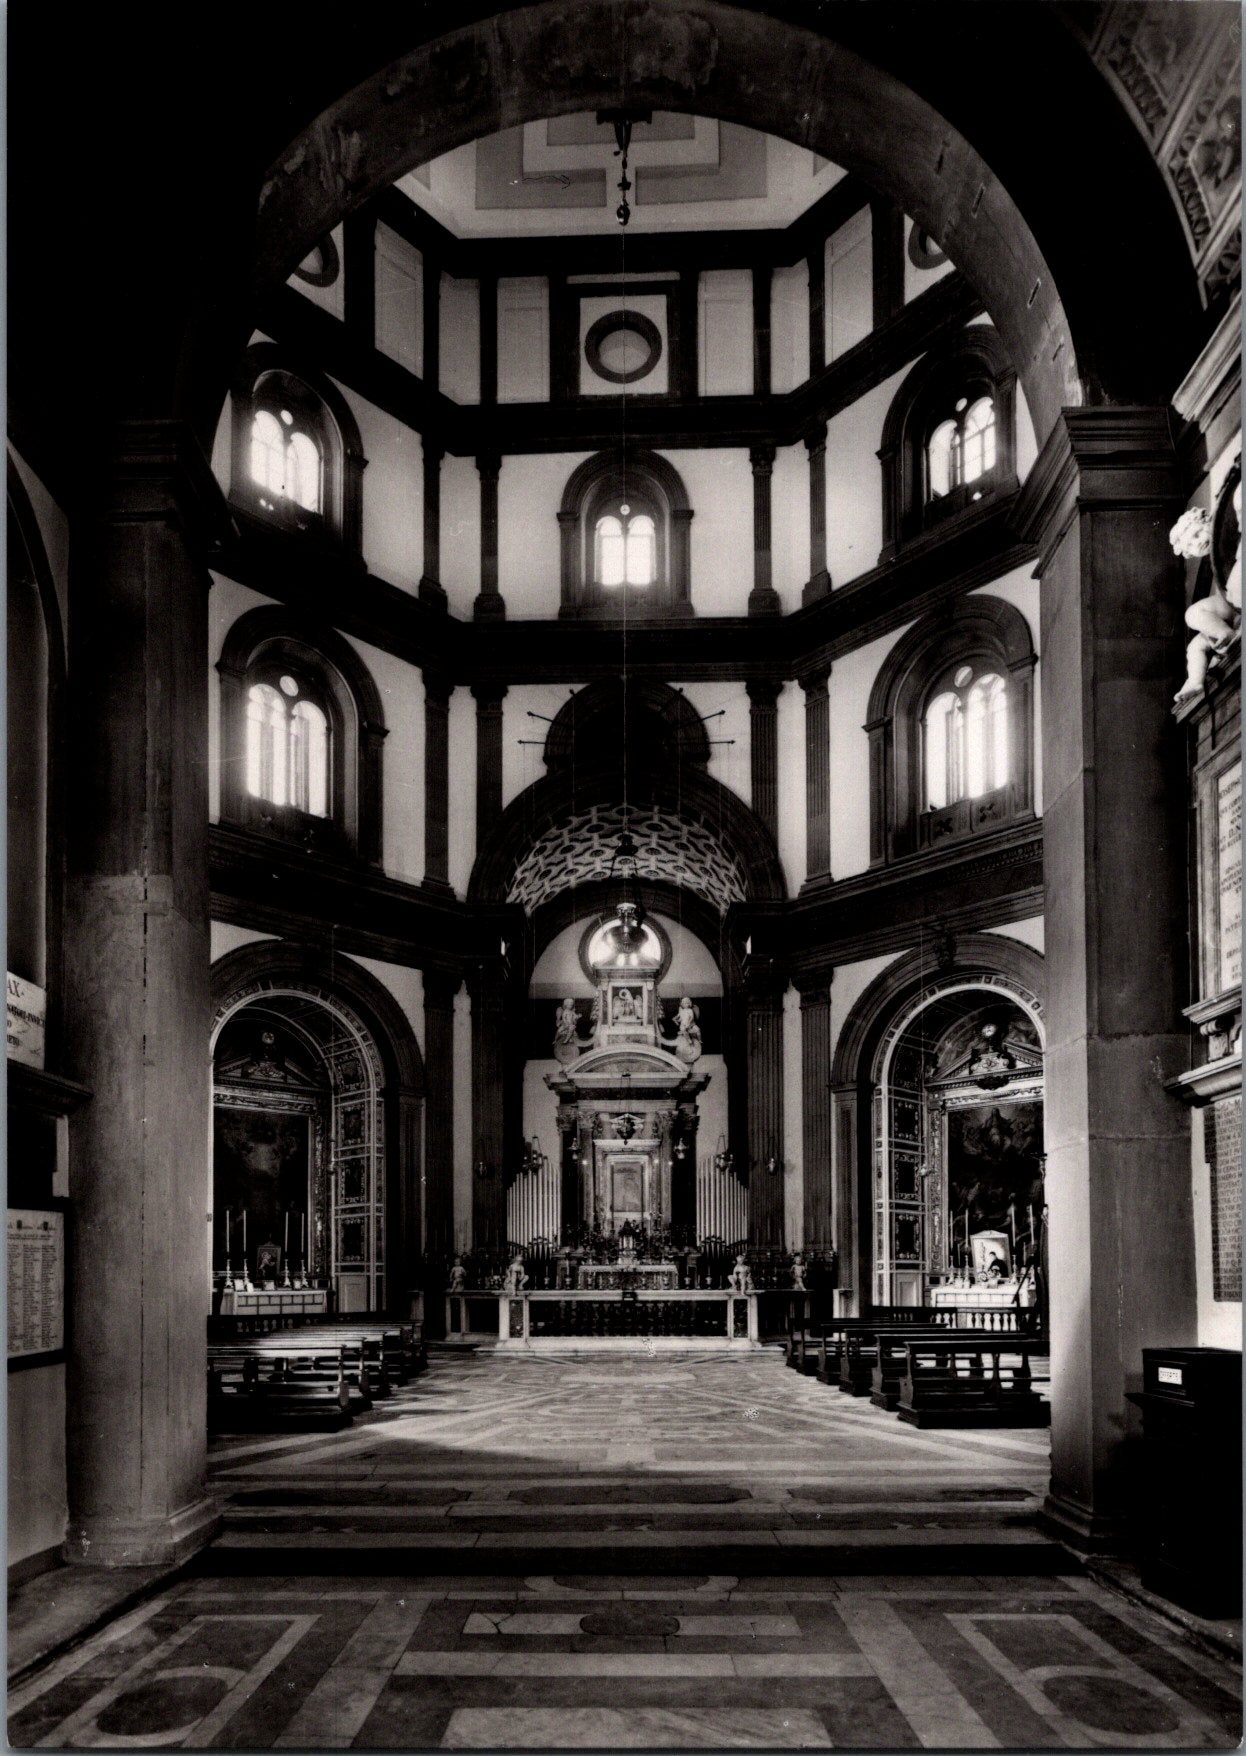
top-left (449, 1289), bottom-right (762, 1345)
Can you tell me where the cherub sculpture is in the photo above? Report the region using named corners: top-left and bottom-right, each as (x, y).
top-left (1172, 499), bottom-right (1241, 706)
top-left (728, 1252), bottom-right (754, 1294)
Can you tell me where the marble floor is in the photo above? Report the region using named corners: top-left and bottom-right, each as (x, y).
top-left (9, 1350), bottom-right (1242, 1750)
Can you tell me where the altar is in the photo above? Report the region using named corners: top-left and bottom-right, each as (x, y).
top-left (930, 1278), bottom-right (1036, 1310)
top-left (576, 1261), bottom-right (679, 1290)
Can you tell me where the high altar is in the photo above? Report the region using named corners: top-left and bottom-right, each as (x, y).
top-left (545, 905), bottom-right (710, 1242)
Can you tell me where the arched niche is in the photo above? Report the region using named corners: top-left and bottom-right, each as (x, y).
top-left (829, 932), bottom-right (1045, 1312)
top-left (210, 941), bottom-right (423, 1314)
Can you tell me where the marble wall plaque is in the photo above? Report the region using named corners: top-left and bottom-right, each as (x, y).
top-left (1217, 762), bottom-right (1241, 992)
top-left (7, 1209), bottom-right (64, 1359)
top-left (6, 972), bottom-right (45, 1069)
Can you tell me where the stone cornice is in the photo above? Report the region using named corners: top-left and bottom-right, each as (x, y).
top-left (1011, 406), bottom-right (1182, 571)
top-left (1172, 292), bottom-right (1242, 474)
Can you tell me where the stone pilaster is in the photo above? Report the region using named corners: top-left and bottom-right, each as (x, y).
top-left (799, 980), bottom-right (834, 1251)
top-left (473, 682), bottom-right (507, 849)
top-left (62, 421), bottom-right (227, 1566)
top-left (744, 965), bottom-right (786, 1248)
top-left (422, 969), bottom-right (460, 1258)
top-left (746, 678), bottom-right (781, 839)
top-left (1015, 407), bottom-right (1196, 1549)
top-left (752, 264), bottom-right (772, 398)
top-left (748, 444), bottom-right (781, 617)
top-left (474, 452), bottom-right (505, 622)
top-left (419, 439), bottom-right (446, 611)
top-left (422, 674), bottom-right (454, 895)
top-left (800, 668), bottom-right (832, 888)
top-left (469, 961), bottom-right (508, 1250)
top-left (803, 423), bottom-right (831, 604)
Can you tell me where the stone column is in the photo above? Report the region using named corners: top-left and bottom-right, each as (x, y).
top-left (422, 674), bottom-right (453, 895)
top-left (419, 439), bottom-right (446, 611)
top-left (1016, 408), bottom-right (1196, 1548)
top-left (474, 452), bottom-right (505, 622)
top-left (745, 968), bottom-right (786, 1248)
top-left (62, 422), bottom-right (226, 1565)
top-left (752, 264), bottom-right (772, 398)
top-left (746, 678), bottom-right (781, 839)
top-left (473, 682), bottom-right (507, 849)
top-left (800, 667), bottom-right (832, 889)
top-left (799, 980), bottom-right (834, 1251)
top-left (469, 961), bottom-right (508, 1250)
top-left (803, 424), bottom-right (831, 604)
top-left (422, 969), bottom-right (459, 1258)
top-left (748, 445), bottom-right (781, 617)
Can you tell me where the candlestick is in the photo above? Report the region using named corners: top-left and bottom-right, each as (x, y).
top-left (1028, 1203), bottom-right (1035, 1251)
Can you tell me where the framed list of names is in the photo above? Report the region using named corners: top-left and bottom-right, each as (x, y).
top-left (1216, 762), bottom-right (1241, 994)
top-left (8, 1208), bottom-right (65, 1365)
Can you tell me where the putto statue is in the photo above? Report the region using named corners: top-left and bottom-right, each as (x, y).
top-left (553, 997), bottom-right (582, 1065)
top-left (1172, 488), bottom-right (1241, 707)
top-left (669, 995), bottom-right (702, 1065)
top-left (502, 1253), bottom-right (529, 1296)
top-left (728, 1252), bottom-right (754, 1294)
top-left (448, 1255), bottom-right (467, 1293)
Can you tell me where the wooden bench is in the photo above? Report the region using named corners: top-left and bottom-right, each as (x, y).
top-left (822, 1306), bottom-right (1042, 1394)
top-left (895, 1337), bottom-right (1050, 1428)
top-left (208, 1344), bottom-right (355, 1431)
top-left (870, 1328), bottom-right (1022, 1410)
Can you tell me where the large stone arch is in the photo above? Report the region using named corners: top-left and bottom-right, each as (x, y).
top-left (210, 939), bottom-right (424, 1313)
top-left (240, 0), bottom-right (1208, 446)
top-left (468, 761), bottom-right (787, 909)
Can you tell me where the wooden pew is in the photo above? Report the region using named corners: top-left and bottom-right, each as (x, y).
top-left (895, 1336), bottom-right (1050, 1428)
top-left (208, 1344), bottom-right (355, 1432)
top-left (832, 1306), bottom-right (1042, 1395)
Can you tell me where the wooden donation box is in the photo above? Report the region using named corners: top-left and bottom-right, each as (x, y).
top-left (1128, 1347), bottom-right (1242, 1617)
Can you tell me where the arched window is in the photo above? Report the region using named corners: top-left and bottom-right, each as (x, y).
top-left (922, 666), bottom-right (1008, 810)
top-left (559, 450), bottom-right (693, 618)
top-left (594, 508), bottom-right (656, 587)
top-left (867, 598), bottom-right (1035, 865)
top-left (245, 674), bottom-right (330, 817)
top-left (879, 329), bottom-right (1016, 561)
top-left (229, 344), bottom-right (364, 555)
top-left (218, 609), bottom-right (386, 862)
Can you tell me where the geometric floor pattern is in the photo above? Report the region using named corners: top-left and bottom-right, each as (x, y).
top-left (9, 1351), bottom-right (1242, 1749)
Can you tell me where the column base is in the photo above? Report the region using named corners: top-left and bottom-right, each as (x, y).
top-left (421, 875), bottom-right (456, 899)
top-left (63, 1495), bottom-right (221, 1568)
top-left (419, 576), bottom-right (448, 612)
top-left (747, 588), bottom-right (782, 617)
top-left (801, 569), bottom-right (831, 606)
top-left (798, 872), bottom-right (835, 897)
top-left (1039, 1489), bottom-right (1130, 1555)
top-left (473, 592), bottom-right (506, 622)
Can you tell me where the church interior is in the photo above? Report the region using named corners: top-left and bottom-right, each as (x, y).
top-left (6, 3), bottom-right (1244, 1748)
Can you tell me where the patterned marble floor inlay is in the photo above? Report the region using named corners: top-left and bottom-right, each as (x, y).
top-left (9, 1352), bottom-right (1242, 1749)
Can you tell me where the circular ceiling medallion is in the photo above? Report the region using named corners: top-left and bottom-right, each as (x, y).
top-left (293, 232), bottom-right (341, 288)
top-left (908, 225), bottom-right (949, 270)
top-left (584, 310), bottom-right (663, 385)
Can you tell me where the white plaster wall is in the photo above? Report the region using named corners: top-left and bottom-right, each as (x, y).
top-left (826, 366), bottom-right (907, 585)
top-left (349, 635), bottom-right (425, 884)
top-left (498, 452), bottom-right (582, 617)
top-left (828, 950), bottom-right (906, 1071)
top-left (343, 955), bottom-right (426, 1058)
top-left (523, 1060), bottom-right (562, 1168)
top-left (771, 262), bottom-right (809, 393)
top-left (698, 269), bottom-right (753, 396)
top-left (771, 443), bottom-right (810, 611)
top-left (441, 453), bottom-right (481, 615)
top-left (447, 688), bottom-right (475, 897)
top-left (986, 918), bottom-right (1045, 955)
top-left (829, 622), bottom-right (913, 880)
top-left (664, 448), bottom-right (752, 617)
top-left (676, 680), bottom-right (751, 808)
top-left (375, 225), bottom-right (422, 376)
top-left (501, 682), bottom-right (575, 813)
top-left (775, 683), bottom-right (804, 897)
top-left (1016, 381), bottom-right (1039, 481)
top-left (210, 922), bottom-right (277, 962)
top-left (453, 989), bottom-right (473, 1249)
top-left (783, 986), bottom-right (804, 1246)
top-left (335, 381), bottom-right (424, 594)
top-left (8, 1365), bottom-right (66, 1568)
top-left (441, 274), bottom-right (480, 404)
top-left (825, 207), bottom-right (872, 363)
top-left (497, 278), bottom-right (549, 403)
